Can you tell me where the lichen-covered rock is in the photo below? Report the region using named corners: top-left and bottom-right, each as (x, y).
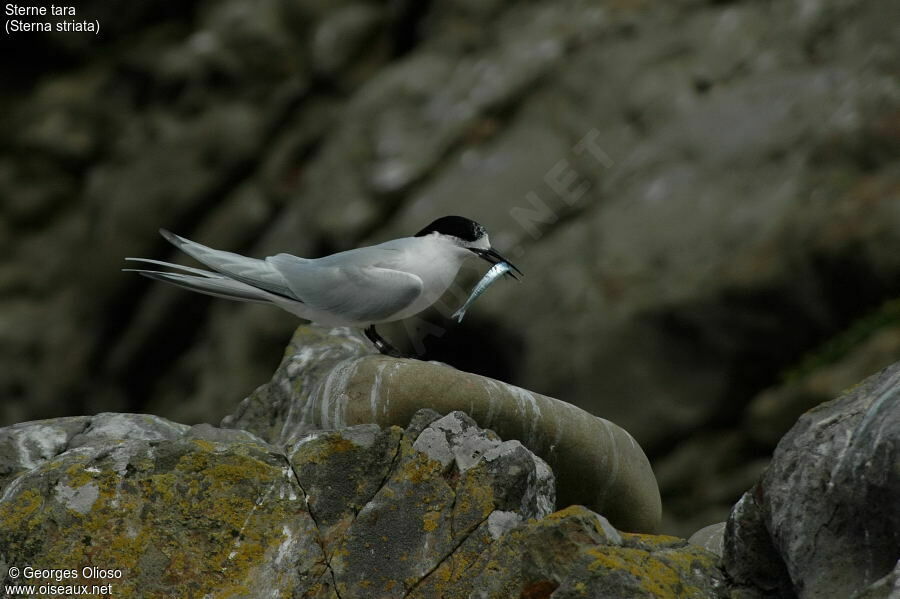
top-left (1, 409), bottom-right (721, 598)
top-left (225, 324), bottom-right (661, 533)
top-left (408, 505), bottom-right (727, 599)
top-left (304, 411), bottom-right (556, 597)
top-left (0, 413), bottom-right (326, 598)
top-left (724, 362), bottom-right (900, 598)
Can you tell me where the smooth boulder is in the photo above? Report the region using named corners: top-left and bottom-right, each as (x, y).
top-left (225, 325), bottom-right (662, 533)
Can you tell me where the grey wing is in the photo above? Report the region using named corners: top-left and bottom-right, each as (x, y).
top-left (160, 229), bottom-right (295, 298)
top-left (267, 253), bottom-right (423, 322)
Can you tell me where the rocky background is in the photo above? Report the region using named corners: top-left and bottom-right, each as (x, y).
top-left (1, 0), bottom-right (899, 538)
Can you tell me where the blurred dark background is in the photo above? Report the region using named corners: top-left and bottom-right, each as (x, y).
top-left (1, 0), bottom-right (899, 536)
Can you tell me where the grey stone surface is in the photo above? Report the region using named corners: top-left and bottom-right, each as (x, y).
top-left (724, 362), bottom-right (900, 599)
top-left (724, 490), bottom-right (794, 598)
top-left (689, 522), bottom-right (726, 558)
top-left (0, 416), bottom-right (91, 489)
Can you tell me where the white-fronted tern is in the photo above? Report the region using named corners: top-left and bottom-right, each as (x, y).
top-left (123, 216), bottom-right (521, 356)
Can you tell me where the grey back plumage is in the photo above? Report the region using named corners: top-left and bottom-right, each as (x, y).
top-left (125, 230), bottom-right (425, 325)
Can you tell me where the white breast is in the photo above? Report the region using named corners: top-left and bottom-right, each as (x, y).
top-left (376, 236), bottom-right (471, 322)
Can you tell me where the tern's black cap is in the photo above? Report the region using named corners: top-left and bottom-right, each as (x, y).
top-left (414, 216), bottom-right (486, 242)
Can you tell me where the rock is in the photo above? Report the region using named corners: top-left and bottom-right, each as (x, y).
top-left (409, 505), bottom-right (727, 599)
top-left (225, 324), bottom-right (662, 533)
top-left (0, 413), bottom-right (321, 597)
top-left (688, 522), bottom-right (726, 558)
top-left (0, 416), bottom-right (91, 490)
top-left (305, 411), bottom-right (556, 597)
top-left (724, 362), bottom-right (900, 598)
top-left (724, 490), bottom-right (794, 598)
top-left (0, 409), bottom-right (721, 598)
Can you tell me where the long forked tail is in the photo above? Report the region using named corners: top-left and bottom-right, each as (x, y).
top-left (123, 258), bottom-right (277, 304)
top-left (157, 229), bottom-right (294, 298)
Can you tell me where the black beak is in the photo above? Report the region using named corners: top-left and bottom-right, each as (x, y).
top-left (471, 247), bottom-right (523, 280)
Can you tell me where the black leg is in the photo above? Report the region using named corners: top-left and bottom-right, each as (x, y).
top-left (364, 325), bottom-right (405, 358)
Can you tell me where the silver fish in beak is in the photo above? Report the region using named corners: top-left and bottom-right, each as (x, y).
top-left (470, 247), bottom-right (522, 279)
top-left (452, 261), bottom-right (517, 323)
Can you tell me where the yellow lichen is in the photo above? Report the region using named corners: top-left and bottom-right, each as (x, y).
top-left (191, 438), bottom-right (216, 452)
top-left (547, 505), bottom-right (589, 520)
top-left (621, 532), bottom-right (684, 546)
top-left (585, 546), bottom-right (703, 597)
top-left (293, 435), bottom-right (365, 466)
top-left (422, 510), bottom-right (441, 532)
top-left (0, 441), bottom-right (309, 599)
top-left (0, 488), bottom-right (44, 530)
top-left (64, 462), bottom-right (96, 487)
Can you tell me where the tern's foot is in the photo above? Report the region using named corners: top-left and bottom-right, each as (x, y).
top-left (364, 325), bottom-right (409, 359)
